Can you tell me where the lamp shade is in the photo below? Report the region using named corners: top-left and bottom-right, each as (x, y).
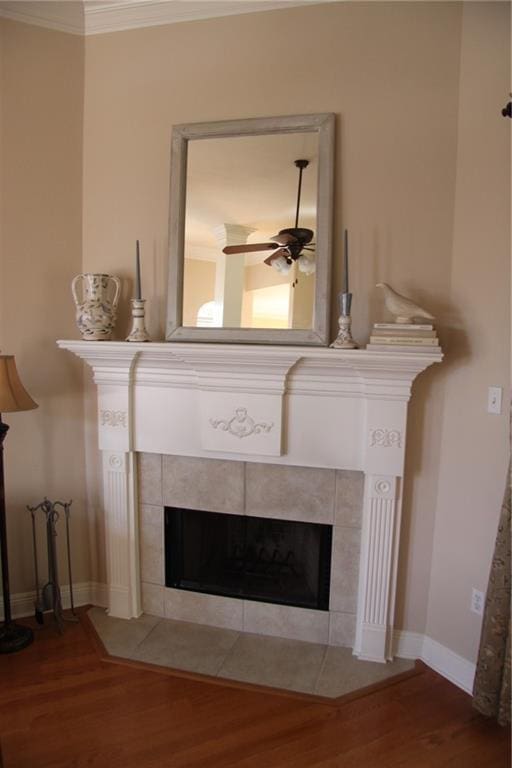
top-left (0, 356), bottom-right (38, 413)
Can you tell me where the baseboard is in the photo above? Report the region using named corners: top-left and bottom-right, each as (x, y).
top-left (91, 581), bottom-right (109, 608)
top-left (392, 629), bottom-right (424, 660)
top-left (420, 635), bottom-right (476, 694)
top-left (0, 581), bottom-right (108, 620)
top-left (393, 629), bottom-right (475, 694)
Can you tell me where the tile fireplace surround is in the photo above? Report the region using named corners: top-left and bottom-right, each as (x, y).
top-left (139, 455), bottom-right (363, 648)
top-left (58, 340), bottom-right (443, 663)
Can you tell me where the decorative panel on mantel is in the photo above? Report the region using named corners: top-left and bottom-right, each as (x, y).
top-left (59, 340), bottom-right (441, 469)
top-left (58, 339), bottom-right (443, 662)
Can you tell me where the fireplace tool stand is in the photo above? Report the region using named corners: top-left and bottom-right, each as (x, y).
top-left (27, 498), bottom-right (78, 632)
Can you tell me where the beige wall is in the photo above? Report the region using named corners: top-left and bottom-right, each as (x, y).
top-left (0, 20), bottom-right (89, 594)
top-left (1, 2), bottom-right (509, 667)
top-left (82, 2), bottom-right (463, 341)
top-left (425, 2), bottom-right (510, 662)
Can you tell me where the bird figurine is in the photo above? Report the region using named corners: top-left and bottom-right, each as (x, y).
top-left (376, 283), bottom-right (435, 324)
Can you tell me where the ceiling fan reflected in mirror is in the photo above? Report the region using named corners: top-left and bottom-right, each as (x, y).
top-left (222, 159), bottom-right (316, 277)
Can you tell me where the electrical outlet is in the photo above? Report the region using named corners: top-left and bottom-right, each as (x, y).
top-left (471, 588), bottom-right (485, 616)
top-left (488, 386), bottom-right (502, 415)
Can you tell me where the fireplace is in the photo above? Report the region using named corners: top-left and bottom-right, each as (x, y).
top-left (58, 339), bottom-right (443, 661)
top-left (165, 506), bottom-right (332, 610)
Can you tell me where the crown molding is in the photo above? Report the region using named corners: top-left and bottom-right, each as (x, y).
top-left (84, 1), bottom-right (319, 36)
top-left (0, 1), bottom-right (330, 36)
top-left (0, 1), bottom-right (84, 35)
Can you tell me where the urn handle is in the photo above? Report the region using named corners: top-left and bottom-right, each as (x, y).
top-left (71, 273), bottom-right (85, 309)
top-left (108, 275), bottom-right (121, 310)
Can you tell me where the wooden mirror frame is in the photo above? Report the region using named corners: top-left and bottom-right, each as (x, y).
top-left (166, 113), bottom-right (335, 345)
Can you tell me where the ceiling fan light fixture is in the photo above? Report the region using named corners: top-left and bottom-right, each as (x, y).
top-left (297, 254), bottom-right (316, 275)
top-left (272, 255), bottom-right (293, 274)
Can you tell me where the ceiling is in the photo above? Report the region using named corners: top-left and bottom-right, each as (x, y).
top-left (0, 0), bottom-right (338, 35)
top-left (185, 131), bottom-right (319, 258)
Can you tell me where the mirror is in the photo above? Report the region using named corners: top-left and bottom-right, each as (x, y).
top-left (166, 114), bottom-right (334, 345)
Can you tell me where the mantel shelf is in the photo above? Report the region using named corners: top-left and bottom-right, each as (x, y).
top-left (58, 339), bottom-right (443, 372)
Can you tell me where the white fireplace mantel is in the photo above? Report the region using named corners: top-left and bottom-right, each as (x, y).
top-left (58, 339), bottom-right (443, 662)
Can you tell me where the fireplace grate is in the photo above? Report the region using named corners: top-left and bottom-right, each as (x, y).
top-left (165, 507), bottom-right (332, 611)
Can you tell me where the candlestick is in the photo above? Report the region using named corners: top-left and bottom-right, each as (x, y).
top-left (339, 291), bottom-right (352, 318)
top-left (343, 229), bottom-right (349, 294)
top-left (330, 294), bottom-right (358, 349)
top-left (126, 298), bottom-right (150, 342)
top-left (331, 284), bottom-right (358, 349)
top-left (135, 240), bottom-right (142, 300)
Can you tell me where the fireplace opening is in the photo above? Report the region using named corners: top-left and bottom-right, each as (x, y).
top-left (165, 507), bottom-right (332, 611)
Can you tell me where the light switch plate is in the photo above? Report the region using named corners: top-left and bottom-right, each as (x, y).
top-left (471, 588), bottom-right (485, 616)
top-left (487, 386), bottom-right (502, 415)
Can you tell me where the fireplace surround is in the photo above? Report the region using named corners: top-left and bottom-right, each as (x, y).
top-left (58, 340), bottom-right (443, 662)
top-left (138, 454), bottom-right (362, 646)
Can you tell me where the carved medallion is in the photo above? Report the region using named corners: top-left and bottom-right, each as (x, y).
top-left (108, 454), bottom-right (123, 470)
top-left (369, 428), bottom-right (401, 448)
top-left (210, 407), bottom-right (274, 439)
top-left (101, 409), bottom-right (127, 428)
top-left (374, 479), bottom-right (392, 495)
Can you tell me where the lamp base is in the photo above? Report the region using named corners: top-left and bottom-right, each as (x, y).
top-left (0, 622), bottom-right (34, 654)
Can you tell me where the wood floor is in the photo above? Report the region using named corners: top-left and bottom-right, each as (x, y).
top-left (0, 611), bottom-right (509, 768)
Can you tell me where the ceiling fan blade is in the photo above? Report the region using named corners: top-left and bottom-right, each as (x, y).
top-left (263, 247), bottom-right (289, 266)
top-left (223, 242), bottom-right (276, 255)
top-left (270, 232), bottom-right (298, 246)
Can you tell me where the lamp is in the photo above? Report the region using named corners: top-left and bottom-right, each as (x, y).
top-left (0, 356), bottom-right (38, 653)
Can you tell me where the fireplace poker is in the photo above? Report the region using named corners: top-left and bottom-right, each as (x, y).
top-left (27, 498), bottom-right (78, 631)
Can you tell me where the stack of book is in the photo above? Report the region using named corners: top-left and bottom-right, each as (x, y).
top-left (366, 323), bottom-right (439, 352)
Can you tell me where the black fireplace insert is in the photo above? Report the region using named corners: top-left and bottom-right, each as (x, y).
top-left (165, 507), bottom-right (332, 611)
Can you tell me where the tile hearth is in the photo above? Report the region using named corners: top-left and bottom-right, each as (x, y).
top-left (88, 607), bottom-right (414, 698)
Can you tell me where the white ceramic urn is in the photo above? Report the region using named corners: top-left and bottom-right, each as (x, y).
top-left (72, 273), bottom-right (121, 341)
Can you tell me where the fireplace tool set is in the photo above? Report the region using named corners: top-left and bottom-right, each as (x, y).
top-left (27, 498), bottom-right (78, 631)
